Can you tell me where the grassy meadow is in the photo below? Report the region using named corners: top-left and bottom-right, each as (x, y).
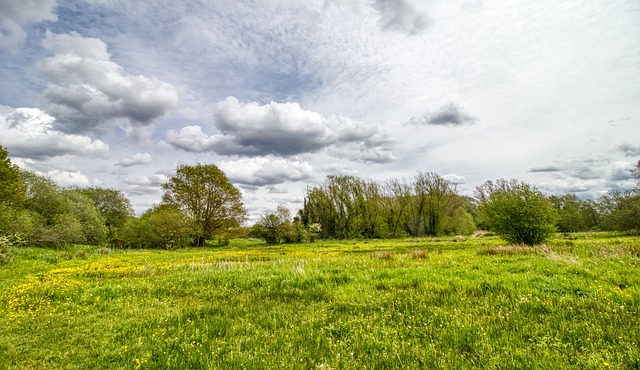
top-left (1, 233), bottom-right (639, 369)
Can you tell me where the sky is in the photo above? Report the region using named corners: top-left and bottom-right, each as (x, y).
top-left (1, 0), bottom-right (639, 223)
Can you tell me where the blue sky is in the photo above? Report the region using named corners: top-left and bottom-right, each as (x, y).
top-left (1, 0), bottom-right (639, 222)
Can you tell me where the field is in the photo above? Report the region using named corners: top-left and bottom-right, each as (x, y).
top-left (1, 233), bottom-right (639, 369)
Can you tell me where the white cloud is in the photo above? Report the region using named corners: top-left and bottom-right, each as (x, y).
top-left (124, 174), bottom-right (167, 187)
top-left (118, 153), bottom-right (153, 167)
top-left (38, 31), bottom-right (179, 133)
top-left (166, 97), bottom-right (395, 163)
top-left (45, 170), bottom-right (92, 188)
top-left (0, 0), bottom-right (57, 50)
top-left (0, 105), bottom-right (109, 159)
top-left (219, 157), bottom-right (314, 186)
top-left (442, 173), bottom-right (466, 185)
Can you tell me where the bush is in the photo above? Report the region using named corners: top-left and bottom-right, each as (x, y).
top-left (0, 204), bottom-right (39, 245)
top-left (118, 205), bottom-right (192, 249)
top-left (475, 179), bottom-right (558, 246)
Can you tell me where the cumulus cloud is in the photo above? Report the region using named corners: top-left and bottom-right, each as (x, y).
top-left (45, 170), bottom-right (93, 187)
top-left (38, 31), bottom-right (179, 133)
top-left (118, 153), bottom-right (153, 167)
top-left (372, 0), bottom-right (430, 35)
top-left (327, 143), bottom-right (396, 164)
top-left (405, 102), bottom-right (478, 126)
top-left (609, 161), bottom-right (634, 181)
top-left (442, 173), bottom-right (466, 185)
top-left (166, 97), bottom-right (395, 163)
top-left (219, 157), bottom-right (314, 186)
top-left (0, 105), bottom-right (109, 159)
top-left (616, 143), bottom-right (640, 157)
top-left (124, 174), bottom-right (168, 186)
top-left (0, 0), bottom-right (57, 50)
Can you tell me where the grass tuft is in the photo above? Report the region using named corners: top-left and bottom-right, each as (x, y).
top-left (371, 251), bottom-right (395, 260)
top-left (477, 244), bottom-right (538, 256)
top-left (408, 249), bottom-right (428, 259)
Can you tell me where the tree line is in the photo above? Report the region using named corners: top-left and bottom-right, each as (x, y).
top-left (253, 164), bottom-right (640, 245)
top-left (0, 146), bottom-right (246, 255)
top-left (2, 144), bottom-right (640, 254)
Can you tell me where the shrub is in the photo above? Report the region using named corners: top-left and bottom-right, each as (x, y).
top-left (475, 179), bottom-right (558, 246)
top-left (118, 205), bottom-right (192, 249)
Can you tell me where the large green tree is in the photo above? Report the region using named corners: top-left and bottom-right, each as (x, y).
top-left (0, 146), bottom-right (26, 207)
top-left (162, 164), bottom-right (246, 247)
top-left (475, 179), bottom-right (557, 246)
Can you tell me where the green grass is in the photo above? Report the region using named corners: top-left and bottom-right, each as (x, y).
top-left (1, 233), bottom-right (639, 369)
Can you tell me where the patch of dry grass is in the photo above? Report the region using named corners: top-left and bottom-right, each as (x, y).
top-left (477, 245), bottom-right (539, 256)
top-left (408, 249), bottom-right (428, 259)
top-left (371, 251), bottom-right (395, 260)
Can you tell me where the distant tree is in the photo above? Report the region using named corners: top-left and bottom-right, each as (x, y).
top-left (0, 204), bottom-right (38, 245)
top-left (598, 192), bottom-right (640, 232)
top-left (475, 179), bottom-right (557, 246)
top-left (596, 161), bottom-right (640, 232)
top-left (162, 164), bottom-right (246, 247)
top-left (63, 189), bottom-right (108, 244)
top-left (76, 187), bottom-right (133, 229)
top-left (412, 171), bottom-right (458, 236)
top-left (253, 206), bottom-right (288, 244)
top-left (382, 178), bottom-right (412, 237)
top-left (21, 170), bottom-right (73, 225)
top-left (0, 146), bottom-right (26, 207)
top-left (302, 173), bottom-right (474, 239)
top-left (119, 205), bottom-right (192, 249)
top-left (19, 171), bottom-right (111, 246)
top-left (548, 194), bottom-right (597, 232)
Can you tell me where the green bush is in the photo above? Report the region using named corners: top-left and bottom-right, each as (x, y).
top-left (118, 205), bottom-right (193, 249)
top-left (476, 179), bottom-right (558, 246)
top-left (0, 204), bottom-right (39, 244)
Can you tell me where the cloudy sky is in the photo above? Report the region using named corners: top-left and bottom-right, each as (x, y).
top-left (1, 0), bottom-right (639, 222)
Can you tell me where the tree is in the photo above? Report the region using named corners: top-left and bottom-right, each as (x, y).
top-left (253, 205), bottom-right (291, 244)
top-left (0, 146), bottom-right (26, 207)
top-left (548, 194), bottom-right (597, 232)
top-left (475, 179), bottom-right (557, 246)
top-left (597, 160), bottom-right (640, 232)
top-left (63, 189), bottom-right (108, 244)
top-left (119, 205), bottom-right (192, 249)
top-left (76, 187), bottom-right (133, 229)
top-left (162, 164), bottom-right (246, 247)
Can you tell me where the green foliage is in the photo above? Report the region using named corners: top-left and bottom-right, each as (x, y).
top-left (598, 191), bottom-right (640, 232)
top-left (21, 170), bottom-right (73, 225)
top-left (252, 205), bottom-right (307, 244)
top-left (476, 179), bottom-right (558, 245)
top-left (0, 146), bottom-right (26, 207)
top-left (76, 187), bottom-right (134, 229)
top-left (549, 194), bottom-right (598, 232)
top-left (162, 163), bottom-right (247, 247)
top-left (63, 189), bottom-right (108, 244)
top-left (0, 204), bottom-right (39, 245)
top-left (444, 206), bottom-right (476, 235)
top-left (18, 171), bottom-right (114, 246)
top-left (119, 205), bottom-right (192, 249)
top-left (596, 162), bottom-right (640, 232)
top-left (303, 173), bottom-right (474, 239)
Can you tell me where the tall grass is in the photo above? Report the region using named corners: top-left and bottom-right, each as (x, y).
top-left (0, 234), bottom-right (638, 369)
